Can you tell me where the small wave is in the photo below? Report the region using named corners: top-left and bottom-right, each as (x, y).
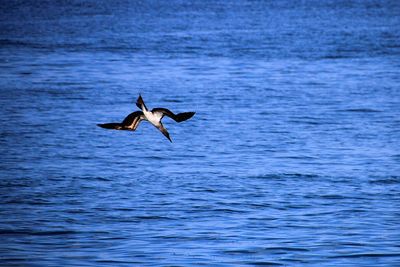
top-left (143, 156), bottom-right (168, 160)
top-left (224, 249), bottom-right (259, 255)
top-left (162, 99), bottom-right (183, 103)
top-left (66, 209), bottom-right (90, 214)
top-left (3, 198), bottom-right (52, 205)
top-left (0, 39), bottom-right (130, 52)
top-left (18, 71), bottom-right (33, 75)
top-left (0, 258), bottom-right (27, 262)
top-left (190, 188), bottom-right (217, 193)
top-left (320, 194), bottom-right (346, 199)
top-left (265, 246), bottom-right (310, 252)
top-left (96, 260), bottom-right (140, 264)
top-left (80, 176), bottom-right (111, 182)
top-left (0, 229), bottom-right (77, 236)
top-left (0, 39), bottom-right (37, 47)
top-left (330, 252), bottom-right (400, 259)
top-left (213, 208), bottom-right (247, 214)
top-left (337, 241), bottom-right (366, 247)
top-left (244, 261), bottom-right (283, 266)
top-left (369, 176), bottom-right (400, 185)
top-left (135, 215), bottom-right (173, 220)
top-left (0, 181), bottom-right (31, 188)
top-left (340, 108), bottom-right (382, 113)
top-left (321, 54), bottom-right (351, 59)
top-left (283, 173), bottom-right (319, 179)
top-left (251, 173), bottom-right (320, 180)
top-left (275, 155), bottom-right (317, 160)
top-left (288, 119), bottom-right (321, 125)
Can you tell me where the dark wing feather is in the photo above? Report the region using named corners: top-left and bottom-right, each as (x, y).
top-left (97, 123), bottom-right (123, 130)
top-left (174, 111), bottom-right (195, 122)
top-left (121, 111), bottom-right (145, 130)
top-left (98, 110), bottom-right (145, 131)
top-left (152, 108), bottom-right (195, 122)
top-left (136, 94), bottom-right (148, 110)
top-left (121, 111), bottom-right (144, 125)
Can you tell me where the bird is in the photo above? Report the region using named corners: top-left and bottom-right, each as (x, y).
top-left (97, 95), bottom-right (195, 142)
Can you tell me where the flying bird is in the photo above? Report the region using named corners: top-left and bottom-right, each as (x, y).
top-left (97, 95), bottom-right (195, 142)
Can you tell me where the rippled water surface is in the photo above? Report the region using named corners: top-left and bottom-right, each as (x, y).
top-left (1, 0), bottom-right (400, 266)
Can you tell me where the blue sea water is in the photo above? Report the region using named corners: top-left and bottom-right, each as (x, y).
top-left (1, 0), bottom-right (400, 266)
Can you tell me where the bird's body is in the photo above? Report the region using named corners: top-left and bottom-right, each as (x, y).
top-left (97, 95), bottom-right (195, 142)
top-left (139, 97), bottom-right (162, 126)
top-left (144, 109), bottom-right (162, 126)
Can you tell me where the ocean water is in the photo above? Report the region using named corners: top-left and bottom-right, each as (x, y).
top-left (1, 0), bottom-right (400, 266)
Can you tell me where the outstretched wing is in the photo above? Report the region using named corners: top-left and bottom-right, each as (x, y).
top-left (152, 108), bottom-right (195, 122)
top-left (97, 123), bottom-right (123, 130)
top-left (136, 94), bottom-right (148, 111)
top-left (121, 111), bottom-right (145, 130)
top-left (98, 111), bottom-right (145, 131)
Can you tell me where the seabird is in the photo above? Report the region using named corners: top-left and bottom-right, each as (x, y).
top-left (97, 95), bottom-right (195, 142)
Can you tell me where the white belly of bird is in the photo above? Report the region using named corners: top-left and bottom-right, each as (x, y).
top-left (144, 110), bottom-right (161, 126)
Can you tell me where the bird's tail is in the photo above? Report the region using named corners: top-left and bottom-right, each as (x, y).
top-left (174, 112), bottom-right (195, 122)
top-left (97, 123), bottom-right (123, 130)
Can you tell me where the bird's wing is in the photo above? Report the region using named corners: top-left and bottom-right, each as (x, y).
top-left (136, 94), bottom-right (148, 111)
top-left (97, 123), bottom-right (123, 130)
top-left (121, 111), bottom-right (145, 130)
top-left (152, 108), bottom-right (195, 122)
